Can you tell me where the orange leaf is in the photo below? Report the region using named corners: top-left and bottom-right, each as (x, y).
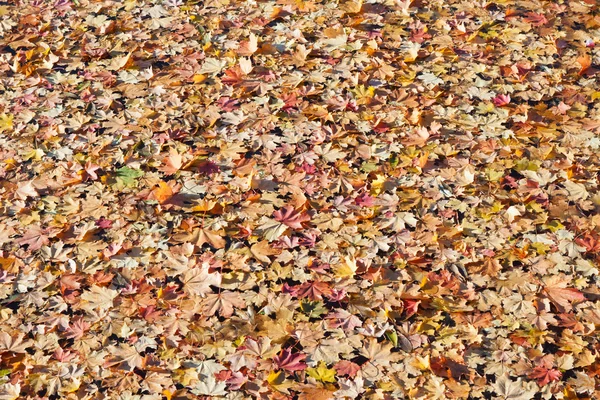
top-left (151, 181), bottom-right (174, 204)
top-left (577, 54), bottom-right (592, 76)
top-left (544, 285), bottom-right (585, 312)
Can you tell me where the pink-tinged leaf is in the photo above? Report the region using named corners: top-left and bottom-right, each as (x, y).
top-left (326, 309), bottom-right (362, 330)
top-left (84, 162), bottom-right (101, 181)
top-left (226, 371), bottom-right (247, 390)
top-left (160, 151), bottom-right (183, 175)
top-left (96, 217), bottom-right (113, 229)
top-left (237, 33), bottom-right (258, 56)
top-left (63, 317), bottom-right (91, 340)
top-left (334, 360), bottom-right (361, 378)
top-left (528, 367), bottom-right (562, 386)
top-left (182, 263), bottom-right (222, 297)
top-left (14, 180), bottom-right (39, 200)
top-left (544, 286), bottom-right (585, 312)
top-left (273, 206), bottom-right (310, 229)
top-left (53, 347), bottom-right (77, 362)
top-left (15, 225), bottom-right (50, 251)
top-left (493, 94), bottom-right (511, 107)
top-left (286, 281), bottom-right (333, 301)
top-left (273, 349), bottom-right (307, 372)
top-left (355, 193), bottom-right (376, 207)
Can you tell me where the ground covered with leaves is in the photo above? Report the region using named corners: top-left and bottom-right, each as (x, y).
top-left (1, 0), bottom-right (600, 399)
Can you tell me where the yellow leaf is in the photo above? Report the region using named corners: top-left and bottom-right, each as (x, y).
top-left (191, 199), bottom-right (217, 212)
top-left (306, 362), bottom-right (336, 383)
top-left (22, 149), bottom-right (44, 161)
top-left (334, 255), bottom-right (357, 278)
top-left (193, 74), bottom-right (207, 83)
top-left (352, 85), bottom-right (375, 103)
top-left (60, 378), bottom-right (81, 394)
top-left (267, 370), bottom-right (286, 386)
top-left (412, 355), bottom-right (430, 371)
top-left (0, 113), bottom-right (13, 133)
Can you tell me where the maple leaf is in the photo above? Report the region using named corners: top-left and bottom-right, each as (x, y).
top-left (297, 386), bottom-right (335, 400)
top-left (150, 181), bottom-right (175, 204)
top-left (360, 338), bottom-right (397, 367)
top-left (105, 344), bottom-right (144, 372)
top-left (80, 285), bottom-right (118, 312)
top-left (290, 44), bottom-right (310, 67)
top-left (273, 206), bottom-right (310, 229)
top-left (225, 371), bottom-right (247, 390)
top-left (568, 371), bottom-right (595, 394)
top-left (0, 332), bottom-right (33, 353)
top-left (173, 227), bottom-right (226, 249)
top-left (267, 369), bottom-right (293, 393)
top-left (493, 94), bottom-right (511, 107)
top-left (182, 263), bottom-right (221, 297)
top-left (63, 317), bottom-right (91, 340)
top-left (0, 383), bottom-right (20, 400)
top-left (191, 375), bottom-right (228, 396)
top-left (83, 162), bottom-right (101, 181)
top-left (202, 291), bottom-right (246, 318)
top-left (335, 376), bottom-right (366, 398)
top-left (221, 67), bottom-right (245, 86)
top-left (326, 309), bottom-right (362, 330)
top-left (250, 240), bottom-right (281, 263)
top-left (291, 281), bottom-right (333, 301)
top-left (577, 54), bottom-right (597, 76)
top-left (0, 113), bottom-right (13, 133)
top-left (14, 180), bottom-right (39, 200)
top-left (492, 374), bottom-right (538, 399)
top-left (273, 349), bottom-right (307, 372)
top-left (334, 360), bottom-right (361, 378)
top-left (160, 151), bottom-right (183, 175)
top-left (199, 57), bottom-right (226, 75)
top-left (242, 337), bottom-right (281, 359)
top-left (563, 180), bottom-right (588, 201)
top-left (257, 218), bottom-right (289, 242)
top-left (142, 372), bottom-right (173, 394)
top-left (15, 225), bottom-right (50, 250)
top-left (306, 362), bottom-right (336, 383)
top-left (528, 367), bottom-right (562, 386)
top-left (116, 166), bottom-right (144, 187)
top-left (543, 276), bottom-right (585, 312)
top-left (237, 32), bottom-right (258, 56)
top-left (430, 356), bottom-right (470, 379)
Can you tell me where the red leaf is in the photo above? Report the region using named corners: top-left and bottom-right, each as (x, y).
top-left (334, 360), bottom-right (361, 378)
top-left (273, 206), bottom-right (310, 229)
top-left (291, 281), bottom-right (333, 301)
top-left (273, 349), bottom-right (307, 372)
top-left (529, 367), bottom-right (562, 386)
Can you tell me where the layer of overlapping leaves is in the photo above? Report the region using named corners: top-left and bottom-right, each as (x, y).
top-left (2, 0), bottom-right (600, 399)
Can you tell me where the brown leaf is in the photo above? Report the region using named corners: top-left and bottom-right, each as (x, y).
top-left (173, 227), bottom-right (226, 249)
top-left (250, 240), bottom-right (281, 263)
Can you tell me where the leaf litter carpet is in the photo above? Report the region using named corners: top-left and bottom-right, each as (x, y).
top-left (1, 0), bottom-right (600, 399)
